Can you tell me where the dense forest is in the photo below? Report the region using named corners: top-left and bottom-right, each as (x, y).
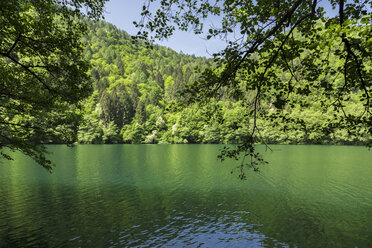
top-left (75, 19), bottom-right (370, 145)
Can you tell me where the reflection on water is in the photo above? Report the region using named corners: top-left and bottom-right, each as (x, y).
top-left (0, 145), bottom-right (372, 247)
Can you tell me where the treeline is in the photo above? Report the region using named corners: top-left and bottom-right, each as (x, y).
top-left (76, 19), bottom-right (370, 145)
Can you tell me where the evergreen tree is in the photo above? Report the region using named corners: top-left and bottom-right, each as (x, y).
top-left (135, 100), bottom-right (146, 124)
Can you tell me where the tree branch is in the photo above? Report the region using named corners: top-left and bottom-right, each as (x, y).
top-left (223, 0), bottom-right (306, 81)
top-left (5, 34), bottom-right (22, 55)
top-left (339, 0), bottom-right (370, 113)
top-left (0, 52), bottom-right (55, 95)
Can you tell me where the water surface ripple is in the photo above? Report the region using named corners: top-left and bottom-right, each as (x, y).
top-left (0, 145), bottom-right (372, 247)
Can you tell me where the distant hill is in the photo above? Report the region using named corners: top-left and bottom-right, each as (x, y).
top-left (76, 19), bottom-right (370, 145)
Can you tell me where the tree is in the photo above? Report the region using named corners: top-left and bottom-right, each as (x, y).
top-left (100, 84), bottom-right (135, 129)
top-left (135, 100), bottom-right (147, 124)
top-left (0, 0), bottom-right (107, 170)
top-left (136, 0), bottom-right (371, 177)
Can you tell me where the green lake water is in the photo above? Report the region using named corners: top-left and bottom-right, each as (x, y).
top-left (0, 145), bottom-right (371, 247)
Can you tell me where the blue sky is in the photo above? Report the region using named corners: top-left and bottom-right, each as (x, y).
top-left (102, 0), bottom-right (226, 57)
top-left (102, 0), bottom-right (340, 58)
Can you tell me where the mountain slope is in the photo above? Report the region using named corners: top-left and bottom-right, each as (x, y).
top-left (77, 19), bottom-right (370, 145)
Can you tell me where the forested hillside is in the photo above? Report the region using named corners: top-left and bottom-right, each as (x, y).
top-left (76, 19), bottom-right (370, 145)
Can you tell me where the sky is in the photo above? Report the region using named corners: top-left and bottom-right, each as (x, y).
top-left (102, 0), bottom-right (226, 57)
top-left (102, 0), bottom-right (341, 58)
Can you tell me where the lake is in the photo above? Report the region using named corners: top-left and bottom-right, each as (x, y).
top-left (0, 145), bottom-right (371, 247)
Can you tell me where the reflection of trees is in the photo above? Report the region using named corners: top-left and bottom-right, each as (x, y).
top-left (1, 145), bottom-right (372, 246)
top-left (0, 149), bottom-right (78, 247)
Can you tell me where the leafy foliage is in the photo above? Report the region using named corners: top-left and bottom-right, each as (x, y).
top-left (133, 0), bottom-right (371, 177)
top-left (0, 0), bottom-right (107, 170)
top-left (2, 0), bottom-right (371, 177)
top-left (78, 18), bottom-right (371, 152)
